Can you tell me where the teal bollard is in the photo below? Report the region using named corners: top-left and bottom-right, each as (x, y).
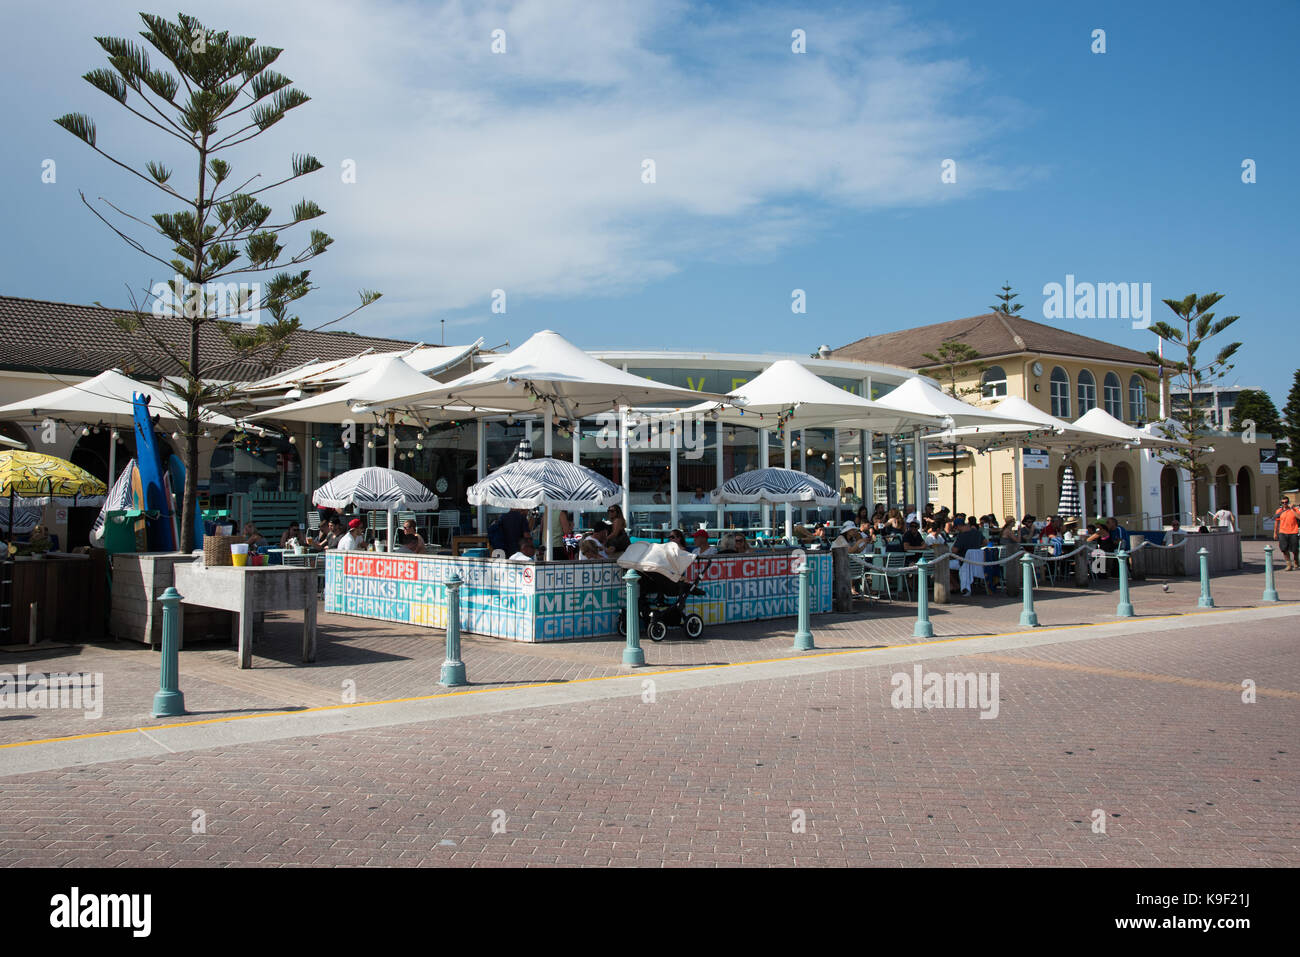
top-left (1116, 546), bottom-right (1134, 618)
top-left (152, 587), bottom-right (186, 717)
top-left (1197, 547), bottom-right (1215, 608)
top-left (440, 574), bottom-right (467, 686)
top-left (623, 569), bottom-right (646, 666)
top-left (1262, 545), bottom-right (1279, 602)
top-left (793, 561), bottom-right (814, 650)
top-left (1018, 553), bottom-right (1039, 627)
top-left (912, 557), bottom-right (933, 638)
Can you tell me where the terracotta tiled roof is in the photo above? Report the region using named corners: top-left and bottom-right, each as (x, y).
top-left (831, 313), bottom-right (1156, 370)
top-left (0, 294), bottom-right (420, 382)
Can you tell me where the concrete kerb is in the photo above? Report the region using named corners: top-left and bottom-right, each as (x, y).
top-left (2, 602), bottom-right (1296, 779)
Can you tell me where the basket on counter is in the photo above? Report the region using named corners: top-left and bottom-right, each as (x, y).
top-left (203, 534), bottom-right (241, 566)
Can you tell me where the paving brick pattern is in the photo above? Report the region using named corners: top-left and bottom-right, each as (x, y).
top-left (2, 542), bottom-right (1296, 748)
top-left (0, 612), bottom-right (1295, 867)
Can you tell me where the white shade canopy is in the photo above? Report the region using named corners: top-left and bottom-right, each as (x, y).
top-left (240, 341), bottom-right (483, 395)
top-left (0, 369), bottom-right (238, 429)
top-left (871, 377), bottom-right (1032, 428)
top-left (312, 467), bottom-right (439, 511)
top-left (923, 395), bottom-right (1112, 450)
top-left (414, 330), bottom-right (728, 418)
top-left (682, 360), bottom-right (944, 433)
top-left (245, 356), bottom-right (467, 424)
top-left (1073, 408), bottom-right (1182, 447)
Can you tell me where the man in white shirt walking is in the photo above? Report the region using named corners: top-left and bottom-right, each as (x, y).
top-left (1213, 507), bottom-right (1236, 531)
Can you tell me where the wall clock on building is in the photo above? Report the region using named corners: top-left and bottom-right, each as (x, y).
top-left (1031, 362), bottom-right (1043, 376)
top-left (436, 477), bottom-right (449, 493)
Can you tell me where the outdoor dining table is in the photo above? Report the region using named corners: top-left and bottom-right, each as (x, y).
top-left (172, 562), bottom-right (318, 669)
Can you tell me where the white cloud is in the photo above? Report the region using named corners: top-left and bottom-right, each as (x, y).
top-left (18, 0), bottom-right (1030, 334)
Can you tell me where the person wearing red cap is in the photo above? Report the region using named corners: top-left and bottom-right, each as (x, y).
top-left (338, 517), bottom-right (366, 551)
top-left (691, 529), bottom-right (714, 555)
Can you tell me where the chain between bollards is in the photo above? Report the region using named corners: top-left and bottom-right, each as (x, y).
top-left (1018, 553), bottom-right (1039, 627)
top-left (1197, 547), bottom-right (1215, 608)
top-left (152, 586), bottom-right (186, 717)
top-left (1262, 545), bottom-right (1279, 603)
top-left (623, 569), bottom-right (646, 666)
top-left (793, 560), bottom-right (814, 650)
top-left (912, 557), bottom-right (933, 638)
top-left (1115, 546), bottom-right (1134, 618)
top-left (440, 574), bottom-right (467, 686)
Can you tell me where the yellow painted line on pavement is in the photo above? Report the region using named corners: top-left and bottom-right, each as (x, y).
top-left (974, 653), bottom-right (1300, 699)
top-left (0, 602), bottom-right (1291, 752)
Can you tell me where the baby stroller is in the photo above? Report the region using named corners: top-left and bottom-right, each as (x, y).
top-left (616, 542), bottom-right (708, 641)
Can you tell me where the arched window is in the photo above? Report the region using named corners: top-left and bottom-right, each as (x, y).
top-left (927, 472), bottom-right (939, 503)
top-left (1050, 367), bottom-right (1071, 418)
top-left (873, 473), bottom-right (887, 505)
top-left (1077, 370), bottom-right (1096, 414)
top-left (1103, 372), bottom-right (1122, 418)
top-left (980, 365), bottom-right (1007, 398)
top-left (1129, 374), bottom-right (1147, 422)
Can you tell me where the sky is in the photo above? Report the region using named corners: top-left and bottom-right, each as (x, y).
top-left (1, 0), bottom-right (1297, 406)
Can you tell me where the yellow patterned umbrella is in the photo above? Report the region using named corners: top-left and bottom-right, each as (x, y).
top-left (0, 450), bottom-right (107, 506)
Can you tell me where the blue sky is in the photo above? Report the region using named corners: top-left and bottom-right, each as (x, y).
top-left (2, 1), bottom-right (1297, 405)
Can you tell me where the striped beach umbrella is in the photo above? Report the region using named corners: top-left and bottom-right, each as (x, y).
top-left (468, 457), bottom-right (621, 511)
top-left (1057, 465), bottom-right (1082, 519)
top-left (709, 467), bottom-right (840, 506)
top-left (312, 467), bottom-right (439, 512)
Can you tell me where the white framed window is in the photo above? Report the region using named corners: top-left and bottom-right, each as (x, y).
top-left (1129, 374), bottom-right (1147, 422)
top-left (981, 365), bottom-right (1008, 398)
top-left (1103, 372), bottom-right (1122, 418)
top-left (927, 472), bottom-right (939, 503)
top-left (1050, 367), bottom-right (1071, 419)
top-left (1077, 370), bottom-right (1096, 414)
top-left (873, 473), bottom-right (887, 505)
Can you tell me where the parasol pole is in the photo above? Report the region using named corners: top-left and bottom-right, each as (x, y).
top-left (108, 428), bottom-right (117, 487)
top-left (386, 410), bottom-right (396, 550)
top-left (1013, 439), bottom-right (1022, 519)
top-left (784, 428), bottom-right (793, 539)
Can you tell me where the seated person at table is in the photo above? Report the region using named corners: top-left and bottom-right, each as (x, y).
top-left (316, 517), bottom-right (343, 549)
top-left (732, 533), bottom-right (751, 554)
top-left (491, 507), bottom-right (531, 555)
top-left (401, 519), bottom-right (427, 555)
top-left (392, 531), bottom-right (416, 553)
top-left (790, 524), bottom-right (816, 544)
top-left (1018, 514), bottom-right (1037, 541)
top-left (580, 523), bottom-right (610, 559)
top-left (951, 518), bottom-right (988, 596)
top-left (338, 518), bottom-right (366, 550)
top-left (280, 521), bottom-right (303, 548)
top-left (691, 487), bottom-right (708, 503)
top-left (668, 529), bottom-right (689, 549)
top-left (691, 529), bottom-right (711, 553)
top-left (509, 537), bottom-right (537, 561)
top-left (901, 521), bottom-right (926, 555)
top-left (832, 521), bottom-right (868, 553)
top-left (1084, 522), bottom-right (1112, 577)
top-left (243, 522), bottom-right (266, 548)
top-left (998, 516), bottom-right (1019, 544)
top-left (578, 538), bottom-right (604, 561)
top-left (605, 505), bottom-right (630, 553)
top-left (713, 532), bottom-right (740, 554)
top-left (1163, 519), bottom-right (1185, 545)
top-left (923, 520), bottom-right (949, 547)
top-left (1104, 516), bottom-right (1128, 550)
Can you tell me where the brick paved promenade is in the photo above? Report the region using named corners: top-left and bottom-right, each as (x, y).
top-left (0, 541), bottom-right (1295, 866)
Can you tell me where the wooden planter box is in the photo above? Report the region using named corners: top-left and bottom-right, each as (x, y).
top-left (109, 552), bottom-right (233, 647)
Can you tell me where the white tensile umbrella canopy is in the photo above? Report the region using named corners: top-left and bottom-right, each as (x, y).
top-left (1073, 408), bottom-right (1183, 447)
top-left (682, 360), bottom-right (944, 433)
top-left (245, 356), bottom-right (462, 424)
top-left (0, 368), bottom-right (238, 429)
top-left (710, 467), bottom-right (840, 506)
top-left (240, 341), bottom-right (483, 395)
top-left (871, 377), bottom-right (1035, 428)
top-left (415, 330), bottom-right (728, 418)
top-left (923, 395), bottom-right (1111, 450)
top-left (312, 467), bottom-right (439, 512)
top-left (468, 457), bottom-right (622, 510)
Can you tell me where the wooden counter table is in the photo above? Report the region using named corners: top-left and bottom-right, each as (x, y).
top-left (172, 563), bottom-right (317, 668)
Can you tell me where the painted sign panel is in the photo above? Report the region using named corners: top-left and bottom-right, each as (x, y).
top-left (1022, 448), bottom-right (1050, 469)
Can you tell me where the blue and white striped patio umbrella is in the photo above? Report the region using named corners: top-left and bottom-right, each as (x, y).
top-left (89, 457), bottom-right (138, 542)
top-left (709, 467), bottom-right (840, 506)
top-left (468, 457), bottom-right (621, 510)
top-left (1057, 465), bottom-right (1082, 519)
top-left (312, 467), bottom-right (439, 511)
